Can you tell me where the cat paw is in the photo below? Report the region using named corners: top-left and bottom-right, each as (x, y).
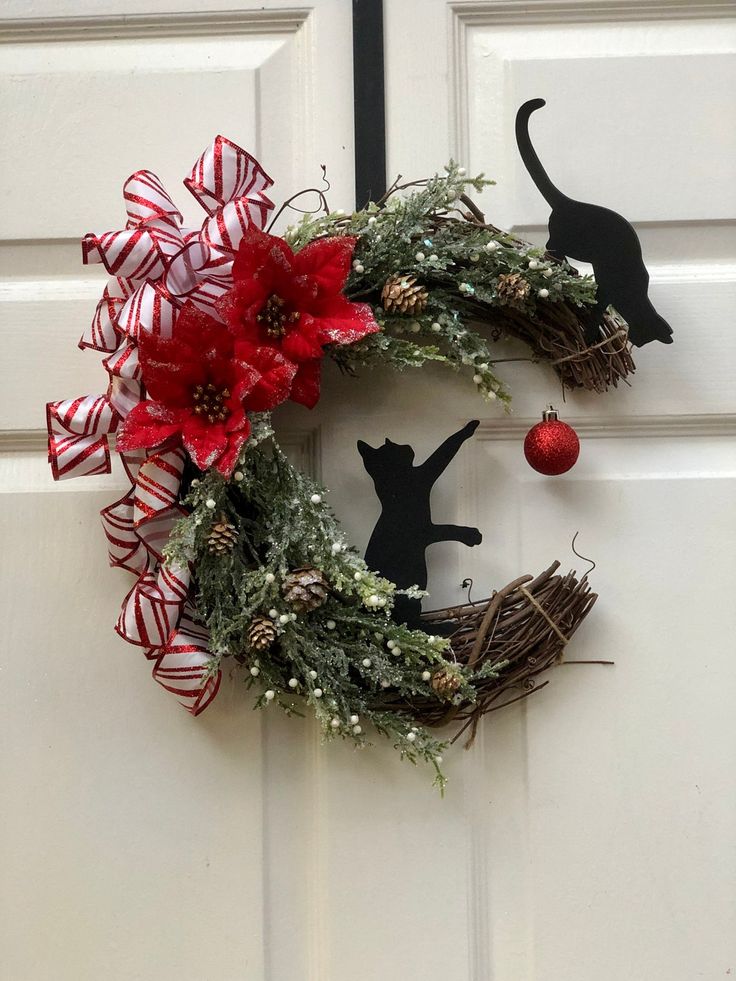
top-left (463, 420), bottom-right (480, 437)
top-left (460, 526), bottom-right (483, 547)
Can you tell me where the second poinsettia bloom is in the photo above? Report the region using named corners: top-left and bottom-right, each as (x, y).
top-left (117, 302), bottom-right (296, 475)
top-left (217, 226), bottom-right (379, 408)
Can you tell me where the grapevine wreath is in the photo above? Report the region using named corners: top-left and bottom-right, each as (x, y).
top-left (47, 138), bottom-right (641, 789)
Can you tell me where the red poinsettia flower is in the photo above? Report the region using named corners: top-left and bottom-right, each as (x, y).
top-left (117, 302), bottom-right (296, 475)
top-left (217, 226), bottom-right (379, 408)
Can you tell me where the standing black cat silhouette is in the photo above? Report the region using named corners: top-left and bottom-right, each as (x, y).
top-left (515, 98), bottom-right (673, 347)
top-left (357, 420), bottom-right (482, 630)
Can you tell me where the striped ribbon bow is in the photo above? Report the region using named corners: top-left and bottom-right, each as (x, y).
top-left (47, 137), bottom-right (274, 714)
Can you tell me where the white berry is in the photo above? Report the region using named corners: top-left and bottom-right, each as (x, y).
top-left (429, 254), bottom-right (438, 262)
top-left (265, 572), bottom-right (275, 584)
top-left (205, 498), bottom-right (216, 509)
top-left (387, 640), bottom-right (396, 650)
top-left (330, 718), bottom-right (340, 729)
top-left (288, 678), bottom-right (298, 689)
top-left (435, 755), bottom-right (443, 765)
top-left (528, 259), bottom-right (539, 270)
top-left (326, 619), bottom-right (336, 630)
top-left (485, 241), bottom-right (498, 252)
top-left (349, 714), bottom-right (359, 725)
top-left (313, 688), bottom-right (323, 698)
top-left (473, 374), bottom-right (483, 385)
top-left (264, 690), bottom-right (275, 701)
top-left (457, 166), bottom-right (466, 176)
top-left (406, 732), bottom-right (416, 742)
top-left (431, 322), bottom-right (442, 333)
top-left (353, 572), bottom-right (362, 582)
top-left (269, 609), bottom-right (278, 619)
top-left (278, 614), bottom-right (290, 625)
top-left (309, 670), bottom-right (318, 680)
top-left (538, 288), bottom-right (550, 299)
top-left (362, 658), bottom-right (372, 668)
top-left (191, 479), bottom-right (200, 487)
top-left (393, 646), bottom-right (401, 656)
top-left (422, 670), bottom-right (431, 681)
top-left (353, 725), bottom-right (362, 735)
top-left (250, 666), bottom-right (260, 677)
top-left (233, 471), bottom-right (244, 482)
top-left (543, 266), bottom-right (554, 278)
top-left (368, 216), bottom-right (377, 225)
top-left (310, 493), bottom-right (322, 504)
top-left (331, 542), bottom-right (341, 554)
top-left (415, 252), bottom-right (425, 261)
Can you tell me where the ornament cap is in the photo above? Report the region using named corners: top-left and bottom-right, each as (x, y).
top-left (542, 405), bottom-right (559, 422)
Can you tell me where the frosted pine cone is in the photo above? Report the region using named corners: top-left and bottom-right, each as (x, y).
top-left (496, 272), bottom-right (531, 308)
top-left (381, 274), bottom-right (428, 315)
top-left (246, 615), bottom-right (277, 652)
top-left (282, 566), bottom-right (330, 613)
top-left (207, 514), bottom-right (238, 554)
top-left (431, 667), bottom-right (462, 698)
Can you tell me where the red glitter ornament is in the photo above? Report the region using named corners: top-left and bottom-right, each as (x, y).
top-left (524, 406), bottom-right (580, 475)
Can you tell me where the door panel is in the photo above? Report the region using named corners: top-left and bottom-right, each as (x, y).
top-left (375, 1), bottom-right (736, 977)
top-left (0, 4), bottom-right (353, 980)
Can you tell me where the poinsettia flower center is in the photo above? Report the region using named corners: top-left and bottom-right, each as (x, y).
top-left (192, 382), bottom-right (230, 423)
top-left (256, 293), bottom-right (301, 338)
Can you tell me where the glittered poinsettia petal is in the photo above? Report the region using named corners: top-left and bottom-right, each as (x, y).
top-left (313, 296), bottom-right (380, 345)
top-left (281, 326), bottom-right (323, 363)
top-left (181, 415), bottom-right (229, 471)
top-left (292, 236), bottom-right (356, 296)
top-left (213, 426), bottom-right (251, 476)
top-left (232, 226), bottom-right (294, 282)
top-left (116, 400), bottom-right (184, 451)
top-left (289, 360), bottom-right (322, 409)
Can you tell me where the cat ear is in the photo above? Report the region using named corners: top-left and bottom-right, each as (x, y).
top-left (357, 439), bottom-right (374, 459)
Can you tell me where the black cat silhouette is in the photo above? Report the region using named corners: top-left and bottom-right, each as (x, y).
top-left (515, 98), bottom-right (673, 348)
top-left (357, 420), bottom-right (482, 630)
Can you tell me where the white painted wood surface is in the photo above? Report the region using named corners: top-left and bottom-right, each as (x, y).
top-left (1, 1), bottom-right (735, 979)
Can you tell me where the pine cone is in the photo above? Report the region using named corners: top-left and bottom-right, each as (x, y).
top-left (381, 274), bottom-right (428, 315)
top-left (246, 615), bottom-right (277, 652)
top-left (282, 566), bottom-right (330, 613)
top-left (207, 513), bottom-right (238, 554)
top-left (431, 667), bottom-right (462, 697)
top-left (496, 271), bottom-right (531, 308)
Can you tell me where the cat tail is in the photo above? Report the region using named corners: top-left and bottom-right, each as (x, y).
top-left (515, 99), bottom-right (565, 208)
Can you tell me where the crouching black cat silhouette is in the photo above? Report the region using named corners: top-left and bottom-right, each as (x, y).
top-left (515, 98), bottom-right (673, 347)
top-left (357, 420), bottom-right (482, 631)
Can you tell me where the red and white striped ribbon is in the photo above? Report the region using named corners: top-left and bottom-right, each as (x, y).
top-left (152, 606), bottom-right (220, 715)
top-left (117, 562), bottom-right (191, 649)
top-left (184, 134), bottom-right (274, 220)
top-left (47, 134), bottom-right (270, 713)
top-left (124, 169), bottom-right (183, 227)
top-left (79, 276), bottom-right (134, 353)
top-left (46, 395), bottom-right (119, 480)
top-left (100, 494), bottom-right (152, 576)
top-left (133, 448), bottom-right (186, 525)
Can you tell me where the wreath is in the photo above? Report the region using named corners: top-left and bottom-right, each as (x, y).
top-left (47, 137), bottom-right (634, 790)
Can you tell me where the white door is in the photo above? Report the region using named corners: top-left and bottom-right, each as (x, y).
top-left (2, 1), bottom-right (735, 979)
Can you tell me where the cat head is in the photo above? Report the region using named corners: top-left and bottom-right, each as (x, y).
top-left (357, 437), bottom-right (415, 477)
